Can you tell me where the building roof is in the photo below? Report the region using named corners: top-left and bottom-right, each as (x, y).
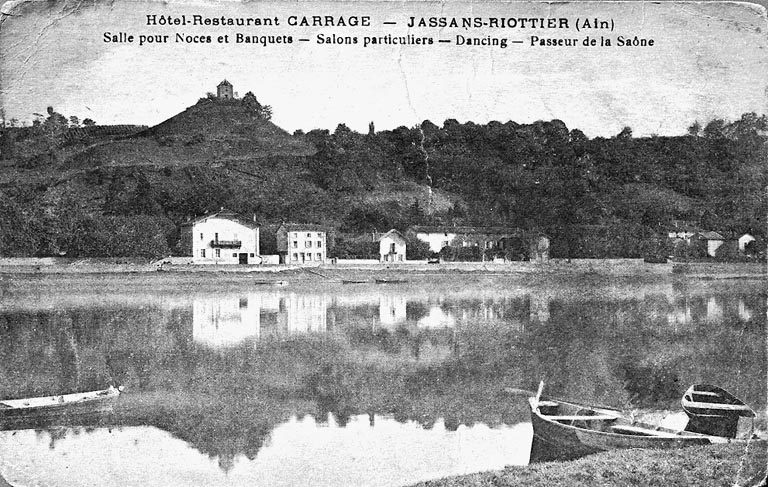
top-left (409, 225), bottom-right (522, 235)
top-left (181, 209), bottom-right (259, 229)
top-left (379, 229), bottom-right (406, 242)
top-left (698, 231), bottom-right (724, 240)
top-left (218, 79), bottom-right (232, 87)
top-left (277, 223), bottom-right (329, 233)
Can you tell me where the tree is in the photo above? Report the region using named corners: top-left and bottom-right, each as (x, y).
top-left (405, 237), bottom-right (431, 260)
top-left (82, 118), bottom-right (96, 127)
top-left (615, 126), bottom-right (633, 139)
top-left (241, 91), bottom-right (272, 120)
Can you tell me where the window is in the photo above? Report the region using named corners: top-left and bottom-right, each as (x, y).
top-left (215, 232), bottom-right (219, 241)
top-left (317, 241), bottom-right (322, 248)
top-left (305, 241), bottom-right (312, 248)
top-left (306, 233), bottom-right (312, 238)
top-left (200, 249), bottom-right (206, 258)
top-left (390, 243), bottom-right (396, 253)
top-left (215, 249), bottom-right (220, 258)
top-left (306, 253), bottom-right (312, 261)
top-left (232, 253), bottom-right (237, 257)
top-left (292, 241), bottom-right (298, 248)
top-left (317, 233), bottom-right (322, 237)
top-left (200, 233), bottom-right (203, 240)
top-left (292, 253), bottom-right (298, 261)
top-left (316, 253), bottom-right (322, 260)
top-left (250, 253), bottom-right (255, 257)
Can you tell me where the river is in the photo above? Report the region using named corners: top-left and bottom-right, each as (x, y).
top-left (0, 273), bottom-right (764, 486)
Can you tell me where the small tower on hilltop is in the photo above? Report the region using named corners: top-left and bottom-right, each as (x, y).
top-left (217, 80), bottom-right (234, 99)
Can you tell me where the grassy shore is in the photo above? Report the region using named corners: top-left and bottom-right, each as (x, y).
top-left (410, 442), bottom-right (767, 487)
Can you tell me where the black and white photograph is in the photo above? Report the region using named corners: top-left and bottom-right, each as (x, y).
top-left (0, 1), bottom-right (766, 485)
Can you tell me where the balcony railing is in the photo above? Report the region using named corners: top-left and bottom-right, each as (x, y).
top-left (210, 239), bottom-right (241, 249)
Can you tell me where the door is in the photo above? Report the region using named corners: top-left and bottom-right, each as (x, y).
top-left (238, 253), bottom-right (248, 264)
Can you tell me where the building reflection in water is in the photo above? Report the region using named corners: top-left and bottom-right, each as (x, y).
top-left (665, 294), bottom-right (755, 329)
top-left (190, 292), bottom-right (544, 348)
top-left (189, 289), bottom-right (757, 349)
top-left (192, 293), bottom-right (330, 347)
top-left (192, 294), bottom-right (261, 347)
top-left (379, 295), bottom-right (406, 326)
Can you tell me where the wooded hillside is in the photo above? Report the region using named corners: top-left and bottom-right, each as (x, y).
top-left (0, 99), bottom-right (764, 259)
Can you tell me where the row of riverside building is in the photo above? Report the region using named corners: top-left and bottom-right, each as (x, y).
top-left (178, 210), bottom-right (759, 266)
top-left (178, 209), bottom-right (548, 265)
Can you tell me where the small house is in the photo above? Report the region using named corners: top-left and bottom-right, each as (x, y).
top-left (276, 224), bottom-right (328, 265)
top-left (408, 226), bottom-right (523, 253)
top-left (181, 209), bottom-right (260, 264)
top-left (379, 229), bottom-right (407, 262)
top-left (738, 233), bottom-right (755, 252)
top-left (696, 231), bottom-right (725, 257)
top-left (217, 79), bottom-right (234, 99)
top-left (529, 234), bottom-right (550, 261)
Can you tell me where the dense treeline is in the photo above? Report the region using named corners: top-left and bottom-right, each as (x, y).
top-left (0, 105), bottom-right (765, 259)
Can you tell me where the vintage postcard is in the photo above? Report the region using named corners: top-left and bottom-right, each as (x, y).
top-left (0, 0), bottom-right (766, 486)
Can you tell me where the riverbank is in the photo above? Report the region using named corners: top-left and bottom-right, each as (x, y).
top-left (0, 257), bottom-right (764, 279)
top-left (410, 441), bottom-right (767, 487)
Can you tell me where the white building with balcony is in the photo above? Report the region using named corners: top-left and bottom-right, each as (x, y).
top-left (182, 209), bottom-right (260, 264)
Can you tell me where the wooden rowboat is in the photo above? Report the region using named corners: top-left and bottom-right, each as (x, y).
top-left (0, 386), bottom-right (122, 420)
top-left (528, 383), bottom-right (729, 462)
top-left (682, 384), bottom-right (755, 438)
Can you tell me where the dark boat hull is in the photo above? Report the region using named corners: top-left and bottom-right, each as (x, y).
top-left (681, 384), bottom-right (754, 438)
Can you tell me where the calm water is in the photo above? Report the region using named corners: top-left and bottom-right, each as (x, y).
top-left (0, 274), bottom-right (765, 486)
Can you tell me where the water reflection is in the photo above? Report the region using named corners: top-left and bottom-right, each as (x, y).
top-left (0, 276), bottom-right (764, 483)
top-left (184, 285), bottom-right (762, 348)
top-left (0, 417), bottom-right (531, 487)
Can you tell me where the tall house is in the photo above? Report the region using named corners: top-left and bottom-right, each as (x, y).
top-left (217, 79), bottom-right (234, 99)
top-left (181, 209), bottom-right (260, 264)
top-left (276, 224), bottom-right (328, 265)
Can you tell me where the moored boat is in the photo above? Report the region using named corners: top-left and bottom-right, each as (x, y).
top-left (682, 384), bottom-right (755, 438)
top-left (0, 386), bottom-right (122, 421)
top-left (254, 280), bottom-right (288, 286)
top-left (528, 383), bottom-right (729, 462)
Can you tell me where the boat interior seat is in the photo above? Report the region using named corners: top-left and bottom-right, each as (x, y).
top-left (609, 425), bottom-right (680, 438)
top-left (547, 415), bottom-right (620, 422)
top-left (537, 401), bottom-right (560, 407)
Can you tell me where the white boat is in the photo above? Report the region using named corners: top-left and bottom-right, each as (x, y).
top-left (0, 386), bottom-right (122, 420)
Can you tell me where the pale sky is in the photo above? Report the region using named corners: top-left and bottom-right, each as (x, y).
top-left (1, 0), bottom-right (766, 136)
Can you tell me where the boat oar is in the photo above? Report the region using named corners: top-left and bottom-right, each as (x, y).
top-left (503, 386), bottom-right (623, 412)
